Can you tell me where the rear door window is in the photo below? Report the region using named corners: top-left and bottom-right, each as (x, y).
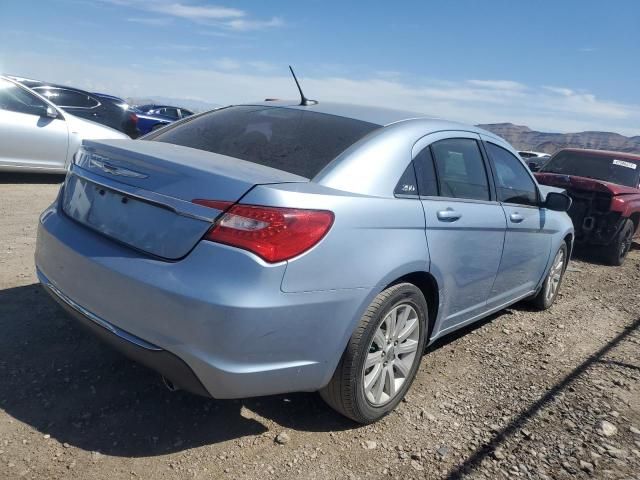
top-left (147, 106), bottom-right (380, 179)
top-left (412, 146), bottom-right (439, 196)
top-left (430, 138), bottom-right (490, 201)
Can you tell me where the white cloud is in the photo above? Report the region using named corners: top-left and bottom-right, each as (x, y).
top-left (543, 86), bottom-right (574, 96)
top-left (467, 79), bottom-right (527, 91)
top-left (211, 57), bottom-right (242, 70)
top-left (225, 17), bottom-right (284, 31)
top-left (3, 51), bottom-right (639, 136)
top-left (151, 43), bottom-right (212, 52)
top-left (99, 0), bottom-right (282, 31)
top-left (152, 3), bottom-right (244, 20)
top-left (126, 17), bottom-right (172, 26)
top-left (246, 61), bottom-right (277, 73)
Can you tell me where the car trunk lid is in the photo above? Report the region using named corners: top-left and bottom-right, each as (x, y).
top-left (62, 139), bottom-right (307, 259)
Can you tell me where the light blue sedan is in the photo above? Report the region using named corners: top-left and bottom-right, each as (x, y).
top-left (35, 102), bottom-right (573, 423)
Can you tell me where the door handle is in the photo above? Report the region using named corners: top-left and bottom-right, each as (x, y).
top-left (510, 212), bottom-right (524, 223)
top-left (437, 208), bottom-right (462, 222)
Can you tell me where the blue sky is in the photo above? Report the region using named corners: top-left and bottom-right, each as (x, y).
top-left (1, 0), bottom-right (639, 135)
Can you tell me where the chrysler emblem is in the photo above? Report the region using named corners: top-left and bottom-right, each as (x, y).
top-left (90, 156), bottom-right (148, 179)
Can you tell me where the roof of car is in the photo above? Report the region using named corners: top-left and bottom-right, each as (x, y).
top-left (244, 101), bottom-right (501, 140)
top-left (142, 105), bottom-right (184, 110)
top-left (94, 93), bottom-right (126, 102)
top-left (249, 100), bottom-right (431, 126)
top-left (558, 148), bottom-right (640, 161)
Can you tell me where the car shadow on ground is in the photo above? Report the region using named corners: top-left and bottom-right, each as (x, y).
top-left (571, 243), bottom-right (640, 266)
top-left (0, 283), bottom-right (357, 457)
top-left (0, 173), bottom-right (65, 184)
top-left (0, 282), bottom-right (521, 458)
top-left (2, 281), bottom-right (622, 462)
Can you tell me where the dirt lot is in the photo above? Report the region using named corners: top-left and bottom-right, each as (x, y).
top-left (1, 173), bottom-right (639, 480)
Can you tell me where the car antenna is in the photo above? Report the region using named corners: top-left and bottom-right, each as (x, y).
top-left (289, 65), bottom-right (317, 106)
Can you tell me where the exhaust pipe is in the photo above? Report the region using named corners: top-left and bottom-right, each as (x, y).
top-left (161, 376), bottom-right (179, 392)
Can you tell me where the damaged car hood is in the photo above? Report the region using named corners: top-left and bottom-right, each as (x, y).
top-left (535, 173), bottom-right (640, 196)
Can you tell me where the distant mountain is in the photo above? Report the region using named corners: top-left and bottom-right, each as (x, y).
top-left (126, 96), bottom-right (220, 113)
top-left (477, 123), bottom-right (640, 155)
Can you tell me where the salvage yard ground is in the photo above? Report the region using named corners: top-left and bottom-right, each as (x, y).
top-left (1, 173), bottom-right (639, 480)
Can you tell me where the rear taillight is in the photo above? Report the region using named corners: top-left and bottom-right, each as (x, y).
top-left (129, 113), bottom-right (138, 125)
top-left (192, 201), bottom-right (334, 262)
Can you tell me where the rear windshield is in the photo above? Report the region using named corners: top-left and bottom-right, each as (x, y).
top-left (541, 151), bottom-right (640, 188)
top-left (145, 105), bottom-right (380, 178)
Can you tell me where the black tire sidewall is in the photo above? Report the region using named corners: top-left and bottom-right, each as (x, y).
top-left (350, 285), bottom-right (428, 423)
top-left (610, 220), bottom-right (634, 265)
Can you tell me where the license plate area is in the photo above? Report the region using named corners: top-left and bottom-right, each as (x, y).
top-left (62, 174), bottom-right (211, 259)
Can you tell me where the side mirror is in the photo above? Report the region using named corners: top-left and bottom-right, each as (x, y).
top-left (45, 105), bottom-right (59, 118)
top-left (544, 191), bottom-right (572, 212)
top-left (34, 104), bottom-right (59, 119)
top-left (528, 162), bottom-right (540, 172)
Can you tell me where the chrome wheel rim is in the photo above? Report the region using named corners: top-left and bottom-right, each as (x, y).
top-left (362, 303), bottom-right (421, 406)
top-left (544, 248), bottom-right (565, 303)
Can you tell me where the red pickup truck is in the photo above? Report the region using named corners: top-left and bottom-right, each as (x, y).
top-left (535, 148), bottom-right (640, 266)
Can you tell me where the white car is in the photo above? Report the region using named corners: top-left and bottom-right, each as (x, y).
top-left (518, 151), bottom-right (551, 171)
top-left (0, 76), bottom-right (127, 173)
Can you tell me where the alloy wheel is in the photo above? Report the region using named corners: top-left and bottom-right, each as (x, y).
top-left (362, 303), bottom-right (421, 406)
top-left (544, 248), bottom-right (565, 303)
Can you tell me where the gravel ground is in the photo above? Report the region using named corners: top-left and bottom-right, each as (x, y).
top-left (1, 173), bottom-right (639, 480)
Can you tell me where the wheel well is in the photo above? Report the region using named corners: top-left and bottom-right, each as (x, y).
top-left (563, 233), bottom-right (574, 260)
top-left (389, 272), bottom-right (439, 337)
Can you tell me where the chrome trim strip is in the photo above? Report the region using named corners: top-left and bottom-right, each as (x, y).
top-left (37, 269), bottom-right (163, 351)
top-left (419, 195), bottom-right (500, 206)
top-left (68, 164), bottom-right (221, 222)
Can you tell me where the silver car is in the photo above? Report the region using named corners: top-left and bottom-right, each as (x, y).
top-left (0, 76), bottom-right (126, 173)
top-left (35, 102), bottom-right (574, 423)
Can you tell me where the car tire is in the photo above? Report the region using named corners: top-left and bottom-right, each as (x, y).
top-left (530, 242), bottom-right (568, 310)
top-left (319, 283), bottom-right (428, 424)
top-left (603, 219), bottom-right (634, 266)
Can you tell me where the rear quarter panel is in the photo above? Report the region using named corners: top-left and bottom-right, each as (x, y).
top-left (241, 183), bottom-right (430, 293)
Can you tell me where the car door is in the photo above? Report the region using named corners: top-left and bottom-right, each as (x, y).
top-left (414, 132), bottom-right (507, 333)
top-left (0, 79), bottom-right (69, 170)
top-left (483, 138), bottom-right (551, 305)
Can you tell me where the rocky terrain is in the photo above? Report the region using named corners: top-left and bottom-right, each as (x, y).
top-left (478, 123), bottom-right (640, 156)
top-left (1, 174), bottom-right (639, 480)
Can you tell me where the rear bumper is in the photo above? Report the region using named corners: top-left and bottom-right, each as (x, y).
top-left (35, 201), bottom-right (372, 399)
top-left (39, 269), bottom-right (210, 397)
